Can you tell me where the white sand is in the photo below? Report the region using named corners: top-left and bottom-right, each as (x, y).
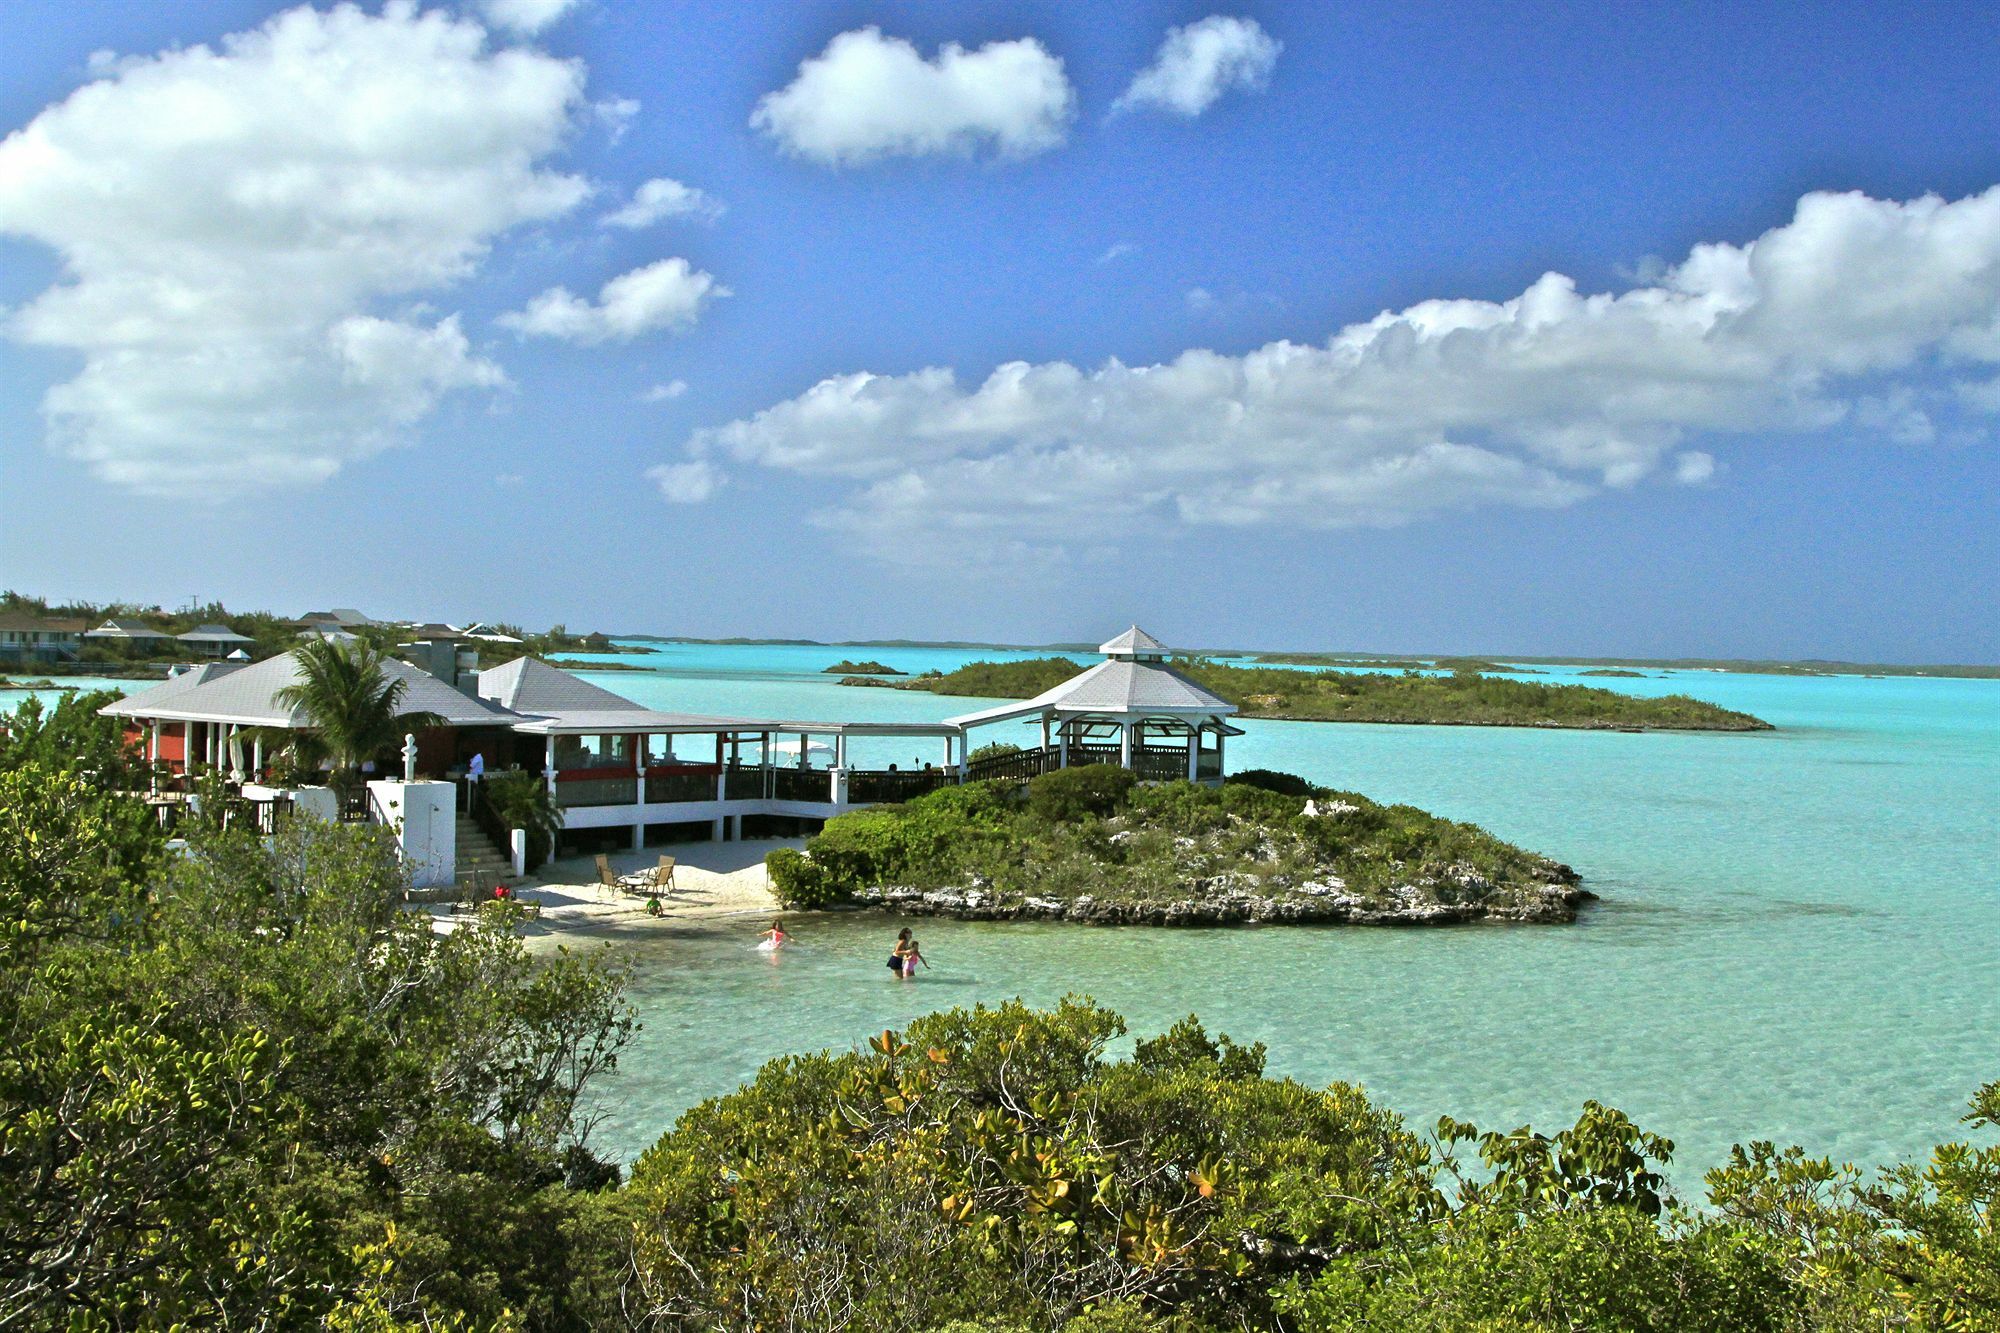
top-left (421, 837), bottom-right (803, 944)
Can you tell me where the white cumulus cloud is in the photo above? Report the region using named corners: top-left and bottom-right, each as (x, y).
top-left (1113, 15), bottom-right (1281, 118)
top-left (750, 26), bottom-right (1074, 165)
top-left (480, 0), bottom-right (581, 37)
top-left (640, 379), bottom-right (689, 402)
top-left (600, 177), bottom-right (723, 228)
top-left (646, 459), bottom-right (724, 503)
top-left (681, 188), bottom-right (2000, 559)
top-left (0, 2), bottom-right (588, 496)
top-left (499, 258), bottom-right (727, 344)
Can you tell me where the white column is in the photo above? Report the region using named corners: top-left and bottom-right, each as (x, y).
top-left (544, 735), bottom-right (557, 799)
top-left (1186, 723), bottom-right (1201, 781)
top-left (1057, 721), bottom-right (1069, 769)
top-left (253, 736), bottom-right (264, 781)
top-left (1119, 719), bottom-right (1134, 769)
top-left (632, 731), bottom-right (647, 849)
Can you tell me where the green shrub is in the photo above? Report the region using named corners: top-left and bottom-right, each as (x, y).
top-left (1027, 763), bottom-right (1136, 823)
top-left (482, 770), bottom-right (561, 871)
top-left (968, 740), bottom-right (1024, 762)
top-left (1226, 767), bottom-right (1316, 798)
top-left (766, 847), bottom-right (841, 908)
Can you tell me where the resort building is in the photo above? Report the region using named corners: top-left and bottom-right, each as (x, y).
top-left (0, 612), bottom-right (86, 661)
top-left (98, 624), bottom-right (1233, 869)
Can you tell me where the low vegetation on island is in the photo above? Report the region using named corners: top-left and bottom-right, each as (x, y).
top-left (822, 658), bottom-right (902, 675)
top-left (1, 701), bottom-right (1996, 1329)
top-left (767, 765), bottom-right (1590, 925)
top-left (870, 657), bottom-right (1773, 731)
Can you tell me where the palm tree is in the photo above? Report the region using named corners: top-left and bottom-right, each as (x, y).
top-left (273, 638), bottom-right (445, 794)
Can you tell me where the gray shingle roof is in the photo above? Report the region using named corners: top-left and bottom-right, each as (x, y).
top-left (479, 657), bottom-right (646, 714)
top-left (176, 624), bottom-right (255, 644)
top-left (100, 651), bottom-right (516, 728)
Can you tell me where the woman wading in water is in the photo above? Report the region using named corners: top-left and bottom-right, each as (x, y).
top-left (888, 928), bottom-right (927, 978)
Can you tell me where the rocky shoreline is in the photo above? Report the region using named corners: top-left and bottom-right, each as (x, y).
top-left (859, 868), bottom-right (1595, 927)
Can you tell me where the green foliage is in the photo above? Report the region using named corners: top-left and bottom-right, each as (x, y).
top-left (484, 770), bottom-right (563, 871)
top-left (776, 769), bottom-right (1575, 919)
top-left (626, 999), bottom-right (1427, 1330)
top-left (772, 781), bottom-right (1019, 904)
top-left (1288, 1205), bottom-right (1798, 1331)
top-left (0, 763), bottom-right (157, 959)
top-left (1223, 768), bottom-right (1315, 798)
top-left (1027, 763), bottom-right (1137, 823)
top-left (0, 759), bottom-right (635, 1329)
top-left (766, 847), bottom-right (838, 908)
top-left (0, 689), bottom-right (158, 790)
top-left (906, 658), bottom-right (1772, 731)
top-left (968, 740), bottom-right (1025, 762)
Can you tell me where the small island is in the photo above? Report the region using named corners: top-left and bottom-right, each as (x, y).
top-left (1579, 668), bottom-right (1650, 678)
top-left (823, 658), bottom-right (902, 675)
top-left (852, 657), bottom-right (1772, 731)
top-left (767, 765), bottom-right (1591, 926)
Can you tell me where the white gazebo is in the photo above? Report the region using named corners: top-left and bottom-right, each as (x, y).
top-left (946, 626), bottom-right (1240, 783)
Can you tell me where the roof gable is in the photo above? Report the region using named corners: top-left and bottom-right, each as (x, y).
top-left (477, 656), bottom-right (644, 716)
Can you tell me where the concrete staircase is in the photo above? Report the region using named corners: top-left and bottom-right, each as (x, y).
top-left (456, 814), bottom-right (514, 884)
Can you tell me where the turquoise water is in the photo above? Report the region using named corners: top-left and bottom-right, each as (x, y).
top-left (16, 648), bottom-right (1997, 1186)
top-left (568, 645), bottom-right (2000, 1185)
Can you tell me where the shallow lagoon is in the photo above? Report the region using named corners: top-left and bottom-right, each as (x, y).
top-left (556, 645), bottom-right (2000, 1181)
top-left (15, 647), bottom-right (1997, 1181)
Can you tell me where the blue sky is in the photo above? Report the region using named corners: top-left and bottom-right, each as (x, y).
top-left (0, 0), bottom-right (1995, 660)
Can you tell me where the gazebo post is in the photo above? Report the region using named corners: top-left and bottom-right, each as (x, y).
top-left (1119, 719), bottom-right (1134, 769)
top-left (1186, 722), bottom-right (1200, 781)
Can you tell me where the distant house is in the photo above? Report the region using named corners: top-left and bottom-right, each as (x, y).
top-left (293, 607), bottom-right (376, 632)
top-left (0, 613), bottom-right (86, 661)
top-left (84, 617), bottom-right (173, 646)
top-left (176, 623), bottom-right (258, 658)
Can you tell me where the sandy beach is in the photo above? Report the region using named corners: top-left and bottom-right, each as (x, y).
top-left (424, 837), bottom-right (803, 946)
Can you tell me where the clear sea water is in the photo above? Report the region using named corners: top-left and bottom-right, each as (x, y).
top-left (14, 645), bottom-right (1996, 1187)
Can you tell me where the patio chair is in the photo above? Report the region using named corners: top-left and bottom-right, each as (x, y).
top-left (593, 854), bottom-right (622, 902)
top-left (646, 855), bottom-right (677, 896)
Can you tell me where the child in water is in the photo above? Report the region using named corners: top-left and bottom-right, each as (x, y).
top-left (757, 920), bottom-right (789, 952)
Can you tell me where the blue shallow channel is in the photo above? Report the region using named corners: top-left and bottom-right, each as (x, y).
top-left (14, 646), bottom-right (1997, 1184)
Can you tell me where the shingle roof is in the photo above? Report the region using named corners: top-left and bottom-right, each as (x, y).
top-left (944, 658), bottom-right (1234, 728)
top-left (479, 657), bottom-right (646, 714)
top-left (103, 663), bottom-right (247, 714)
top-left (100, 651), bottom-right (516, 728)
top-left (176, 624), bottom-right (255, 643)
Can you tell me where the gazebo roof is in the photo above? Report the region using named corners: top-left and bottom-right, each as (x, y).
top-left (1099, 625), bottom-right (1170, 659)
top-left (945, 657), bottom-right (1236, 729)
